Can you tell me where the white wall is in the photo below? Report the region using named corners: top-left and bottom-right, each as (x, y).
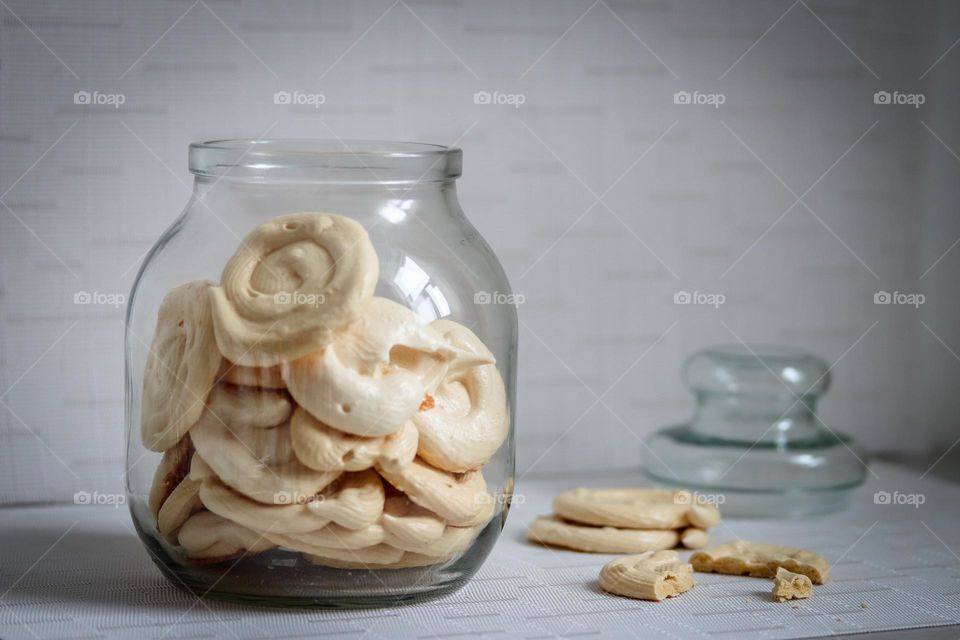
top-left (0, 0), bottom-right (954, 504)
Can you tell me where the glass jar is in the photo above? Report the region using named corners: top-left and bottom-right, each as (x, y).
top-left (124, 140), bottom-right (517, 607)
top-left (642, 345), bottom-right (867, 517)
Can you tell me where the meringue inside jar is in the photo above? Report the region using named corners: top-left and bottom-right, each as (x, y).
top-left (125, 140), bottom-right (517, 607)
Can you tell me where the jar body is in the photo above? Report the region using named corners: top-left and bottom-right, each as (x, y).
top-left (125, 142), bottom-right (517, 606)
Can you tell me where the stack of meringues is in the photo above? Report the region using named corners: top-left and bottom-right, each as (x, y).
top-left (527, 487), bottom-right (721, 553)
top-left (143, 212), bottom-right (509, 568)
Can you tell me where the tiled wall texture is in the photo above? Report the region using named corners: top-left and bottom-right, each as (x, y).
top-left (2, 0), bottom-right (959, 503)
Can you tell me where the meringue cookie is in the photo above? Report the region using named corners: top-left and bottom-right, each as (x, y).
top-left (199, 470), bottom-right (385, 534)
top-left (156, 477), bottom-right (202, 545)
top-left (141, 281), bottom-right (222, 452)
top-left (283, 298), bottom-right (453, 437)
top-left (148, 436), bottom-right (193, 519)
top-left (210, 212), bottom-right (379, 366)
top-left (385, 522), bottom-right (483, 558)
top-left (413, 322), bottom-right (508, 472)
top-left (680, 527), bottom-right (709, 549)
top-left (178, 511), bottom-right (275, 561)
top-left (190, 404), bottom-right (338, 504)
top-left (266, 523), bottom-right (387, 553)
top-left (203, 383), bottom-right (293, 430)
top-left (219, 362), bottom-right (285, 389)
top-left (599, 551), bottom-right (695, 601)
top-left (526, 515), bottom-right (680, 554)
top-left (290, 407), bottom-right (417, 473)
top-left (377, 458), bottom-right (493, 527)
top-left (553, 488), bottom-right (720, 530)
top-left (378, 496), bottom-right (446, 549)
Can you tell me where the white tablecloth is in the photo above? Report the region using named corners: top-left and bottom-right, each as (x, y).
top-left (2, 462), bottom-right (959, 639)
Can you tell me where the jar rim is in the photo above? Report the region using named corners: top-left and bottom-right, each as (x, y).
top-left (188, 138), bottom-right (462, 184)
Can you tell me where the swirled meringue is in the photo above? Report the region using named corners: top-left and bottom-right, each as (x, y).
top-left (210, 212), bottom-right (378, 366)
top-left (413, 320), bottom-right (508, 472)
top-left (141, 281), bottom-right (221, 452)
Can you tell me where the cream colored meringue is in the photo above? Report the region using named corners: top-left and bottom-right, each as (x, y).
top-left (157, 477), bottom-right (202, 545)
top-left (187, 452), bottom-right (214, 482)
top-left (553, 487), bottom-right (721, 530)
top-left (203, 383), bottom-right (293, 430)
top-left (527, 515), bottom-right (680, 554)
top-left (413, 321), bottom-right (508, 472)
top-left (190, 404), bottom-right (338, 504)
top-left (219, 362), bottom-right (285, 389)
top-left (283, 297), bottom-right (455, 437)
top-left (290, 406), bottom-right (417, 473)
top-left (599, 551), bottom-right (695, 601)
top-left (198, 470), bottom-right (385, 534)
top-left (378, 496), bottom-right (446, 549)
top-left (210, 213), bottom-right (379, 366)
top-left (266, 523), bottom-right (387, 553)
top-left (178, 511), bottom-right (275, 560)
top-left (141, 281), bottom-right (222, 452)
top-left (148, 436), bottom-right (193, 519)
top-left (385, 522), bottom-right (483, 557)
top-left (377, 458), bottom-right (494, 527)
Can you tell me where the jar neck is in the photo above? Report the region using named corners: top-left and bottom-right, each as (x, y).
top-left (189, 139), bottom-right (462, 185)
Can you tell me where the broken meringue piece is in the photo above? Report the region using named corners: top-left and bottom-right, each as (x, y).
top-left (772, 566), bottom-right (813, 602)
top-left (690, 540), bottom-right (830, 584)
top-left (599, 551), bottom-right (695, 601)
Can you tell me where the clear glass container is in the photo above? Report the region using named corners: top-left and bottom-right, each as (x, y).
top-left (643, 345), bottom-right (867, 517)
top-left (124, 140), bottom-right (517, 607)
